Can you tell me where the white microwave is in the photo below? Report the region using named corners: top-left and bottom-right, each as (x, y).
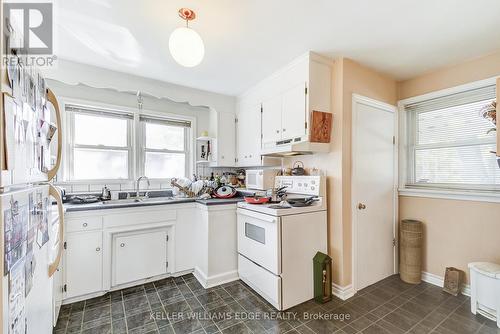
top-left (245, 169), bottom-right (278, 190)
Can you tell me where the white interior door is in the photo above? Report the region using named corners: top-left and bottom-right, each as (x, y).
top-left (352, 95), bottom-right (396, 291)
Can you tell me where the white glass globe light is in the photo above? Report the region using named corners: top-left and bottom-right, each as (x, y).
top-left (169, 27), bottom-right (205, 67)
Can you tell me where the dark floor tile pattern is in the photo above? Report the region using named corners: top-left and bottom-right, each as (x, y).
top-left (54, 274), bottom-right (498, 334)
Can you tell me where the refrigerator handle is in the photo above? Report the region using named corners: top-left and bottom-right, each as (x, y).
top-left (46, 88), bottom-right (62, 181)
top-left (48, 184), bottom-right (65, 277)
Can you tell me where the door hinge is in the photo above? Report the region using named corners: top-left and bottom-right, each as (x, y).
top-left (305, 87), bottom-right (308, 95)
top-left (305, 121), bottom-right (308, 130)
top-left (166, 261), bottom-right (169, 269)
top-left (166, 235), bottom-right (169, 242)
top-left (392, 136), bottom-right (396, 145)
top-left (392, 238), bottom-right (397, 247)
top-left (260, 106), bottom-right (263, 113)
top-left (63, 284), bottom-right (67, 292)
top-left (63, 242), bottom-right (67, 250)
top-left (235, 118), bottom-right (238, 123)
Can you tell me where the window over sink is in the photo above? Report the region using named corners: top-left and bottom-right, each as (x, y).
top-left (140, 116), bottom-right (190, 179)
top-left (66, 104), bottom-right (192, 181)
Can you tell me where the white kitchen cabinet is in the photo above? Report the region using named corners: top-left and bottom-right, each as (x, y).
top-left (281, 83), bottom-right (307, 139)
top-left (64, 231), bottom-right (103, 299)
top-left (237, 52), bottom-right (332, 152)
top-left (209, 111), bottom-right (236, 167)
top-left (236, 102), bottom-right (262, 166)
top-left (262, 95), bottom-right (283, 145)
top-left (175, 207), bottom-right (197, 272)
top-left (194, 204), bottom-right (238, 288)
top-left (113, 228), bottom-right (169, 286)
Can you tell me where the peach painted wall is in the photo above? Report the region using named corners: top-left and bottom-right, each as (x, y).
top-left (397, 50), bottom-right (500, 283)
top-left (287, 58), bottom-right (397, 286)
top-left (399, 197), bottom-right (500, 283)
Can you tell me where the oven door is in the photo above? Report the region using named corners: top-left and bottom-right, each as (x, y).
top-left (237, 208), bottom-right (281, 275)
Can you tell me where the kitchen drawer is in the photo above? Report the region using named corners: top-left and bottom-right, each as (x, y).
top-left (238, 254), bottom-right (281, 310)
top-left (66, 216), bottom-right (103, 232)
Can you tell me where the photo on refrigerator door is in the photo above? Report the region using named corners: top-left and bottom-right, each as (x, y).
top-left (3, 198), bottom-right (28, 273)
top-left (24, 251), bottom-right (35, 297)
top-left (8, 259), bottom-right (26, 334)
top-left (36, 195), bottom-right (49, 248)
top-left (26, 193), bottom-right (36, 254)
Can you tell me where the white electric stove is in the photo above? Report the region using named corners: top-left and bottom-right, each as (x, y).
top-left (236, 176), bottom-right (328, 310)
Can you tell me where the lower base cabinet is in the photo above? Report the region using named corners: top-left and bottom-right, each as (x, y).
top-left (64, 231), bottom-right (103, 299)
top-left (113, 228), bottom-right (169, 286)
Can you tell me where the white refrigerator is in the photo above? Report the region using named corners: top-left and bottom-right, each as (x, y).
top-left (1, 87), bottom-right (64, 334)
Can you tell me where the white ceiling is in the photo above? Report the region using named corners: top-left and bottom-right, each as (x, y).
top-left (54, 0), bottom-right (500, 96)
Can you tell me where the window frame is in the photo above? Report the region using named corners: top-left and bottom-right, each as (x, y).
top-left (67, 105), bottom-right (134, 182)
top-left (61, 97), bottom-right (195, 184)
top-left (398, 77), bottom-right (500, 203)
top-left (137, 114), bottom-right (191, 180)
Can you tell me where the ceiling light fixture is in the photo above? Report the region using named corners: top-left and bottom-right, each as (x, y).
top-left (169, 8), bottom-right (205, 68)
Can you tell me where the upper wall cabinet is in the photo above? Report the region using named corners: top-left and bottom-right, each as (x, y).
top-left (237, 52), bottom-right (332, 161)
top-left (236, 102), bottom-right (262, 166)
top-left (209, 110), bottom-right (236, 167)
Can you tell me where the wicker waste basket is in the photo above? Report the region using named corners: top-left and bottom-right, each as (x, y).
top-left (400, 219), bottom-right (423, 284)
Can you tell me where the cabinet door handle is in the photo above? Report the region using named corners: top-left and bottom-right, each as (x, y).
top-left (276, 130), bottom-right (280, 134)
top-left (82, 223), bottom-right (88, 227)
top-left (96, 247), bottom-right (101, 252)
top-left (120, 243), bottom-right (125, 247)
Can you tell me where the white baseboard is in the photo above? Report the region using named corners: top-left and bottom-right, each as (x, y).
top-left (421, 271), bottom-right (470, 296)
top-left (332, 283), bottom-right (355, 300)
top-left (193, 267), bottom-right (239, 289)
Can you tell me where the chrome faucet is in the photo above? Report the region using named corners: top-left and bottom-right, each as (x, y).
top-left (135, 176), bottom-right (150, 199)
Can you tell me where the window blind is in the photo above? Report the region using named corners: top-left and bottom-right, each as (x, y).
top-left (405, 85), bottom-right (499, 191)
top-left (139, 115), bottom-right (191, 128)
top-left (66, 104), bottom-right (134, 120)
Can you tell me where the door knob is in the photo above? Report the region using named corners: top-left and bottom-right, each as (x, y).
top-left (120, 243), bottom-right (125, 247)
top-left (358, 203), bottom-right (366, 210)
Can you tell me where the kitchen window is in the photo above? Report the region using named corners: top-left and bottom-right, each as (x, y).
top-left (67, 105), bottom-right (133, 180)
top-left (139, 115), bottom-right (190, 179)
top-left (66, 104), bottom-right (192, 181)
top-left (403, 84), bottom-right (499, 193)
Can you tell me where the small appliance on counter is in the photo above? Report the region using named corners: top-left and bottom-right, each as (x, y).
top-left (245, 168), bottom-right (279, 190)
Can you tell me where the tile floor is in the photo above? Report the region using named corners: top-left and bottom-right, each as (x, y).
top-left (53, 274), bottom-right (498, 334)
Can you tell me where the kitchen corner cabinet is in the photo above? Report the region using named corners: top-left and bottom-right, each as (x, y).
top-left (238, 52), bottom-right (332, 152)
top-left (209, 110), bottom-right (236, 167)
top-left (64, 230), bottom-right (103, 299)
